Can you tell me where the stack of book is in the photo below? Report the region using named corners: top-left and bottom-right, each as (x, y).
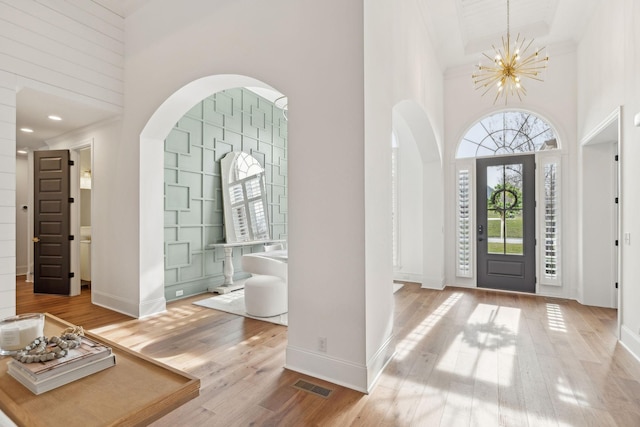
top-left (7, 335), bottom-right (116, 395)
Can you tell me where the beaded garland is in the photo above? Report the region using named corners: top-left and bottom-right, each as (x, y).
top-left (12, 326), bottom-right (85, 364)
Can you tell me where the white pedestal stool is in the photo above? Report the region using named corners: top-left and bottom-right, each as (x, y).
top-left (244, 275), bottom-right (287, 317)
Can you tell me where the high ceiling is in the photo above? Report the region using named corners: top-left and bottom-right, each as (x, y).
top-left (15, 0), bottom-right (601, 153)
top-left (421, 0), bottom-right (600, 70)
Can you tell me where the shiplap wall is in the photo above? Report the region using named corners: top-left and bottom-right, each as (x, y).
top-left (0, 0), bottom-right (124, 109)
top-left (0, 70), bottom-right (16, 318)
top-left (0, 1), bottom-right (124, 316)
top-left (164, 88), bottom-right (288, 301)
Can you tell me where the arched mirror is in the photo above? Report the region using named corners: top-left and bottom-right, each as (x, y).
top-left (220, 151), bottom-right (270, 243)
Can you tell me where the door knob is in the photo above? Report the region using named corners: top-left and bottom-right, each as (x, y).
top-left (32, 237), bottom-right (40, 243)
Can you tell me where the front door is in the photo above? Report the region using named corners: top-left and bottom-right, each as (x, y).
top-left (477, 155), bottom-right (535, 293)
top-left (33, 150), bottom-right (71, 295)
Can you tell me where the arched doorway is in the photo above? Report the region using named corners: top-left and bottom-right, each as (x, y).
top-left (138, 75), bottom-right (286, 314)
top-left (392, 100), bottom-right (444, 289)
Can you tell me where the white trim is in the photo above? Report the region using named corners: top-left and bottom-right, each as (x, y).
top-left (579, 106), bottom-right (622, 336)
top-left (393, 272), bottom-right (423, 283)
top-left (285, 345), bottom-right (368, 393)
top-left (536, 153), bottom-right (562, 287)
top-left (421, 276), bottom-right (446, 290)
top-left (68, 139), bottom-right (93, 297)
top-left (366, 334), bottom-right (396, 394)
top-left (455, 161), bottom-right (474, 278)
top-left (138, 296), bottom-right (168, 319)
top-left (620, 325), bottom-right (640, 363)
top-left (580, 107), bottom-right (620, 146)
top-left (68, 149), bottom-right (81, 297)
top-left (91, 288), bottom-right (140, 317)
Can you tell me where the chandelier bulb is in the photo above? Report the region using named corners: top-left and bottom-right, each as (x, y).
top-left (471, 0), bottom-right (549, 104)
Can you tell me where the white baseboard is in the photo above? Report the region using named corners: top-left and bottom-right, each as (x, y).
top-left (92, 288), bottom-right (166, 319)
top-left (16, 265), bottom-right (27, 276)
top-left (393, 272), bottom-right (422, 284)
top-left (421, 276), bottom-right (445, 290)
top-left (286, 345), bottom-right (368, 393)
top-left (621, 325), bottom-right (640, 363)
top-left (366, 333), bottom-right (396, 394)
top-left (139, 297), bottom-right (167, 318)
top-left (91, 289), bottom-right (140, 318)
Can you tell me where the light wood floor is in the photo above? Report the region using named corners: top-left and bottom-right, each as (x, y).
top-left (15, 276), bottom-right (640, 426)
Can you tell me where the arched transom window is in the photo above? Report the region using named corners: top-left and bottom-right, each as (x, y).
top-left (457, 111), bottom-right (557, 159)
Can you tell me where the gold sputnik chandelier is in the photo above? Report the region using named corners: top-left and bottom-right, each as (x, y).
top-left (472, 0), bottom-right (549, 104)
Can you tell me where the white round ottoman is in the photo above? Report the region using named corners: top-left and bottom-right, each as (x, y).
top-left (244, 275), bottom-right (287, 317)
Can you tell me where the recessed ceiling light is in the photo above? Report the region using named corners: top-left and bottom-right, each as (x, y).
top-left (20, 128), bottom-right (34, 133)
top-left (17, 149), bottom-right (28, 155)
top-left (48, 115), bottom-right (62, 121)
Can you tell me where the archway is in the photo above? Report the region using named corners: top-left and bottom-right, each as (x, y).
top-left (138, 75), bottom-right (285, 317)
top-left (392, 100), bottom-right (444, 289)
top-left (453, 109), bottom-right (562, 292)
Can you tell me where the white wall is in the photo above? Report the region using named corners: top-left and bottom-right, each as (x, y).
top-left (364, 0), bottom-right (446, 387)
top-left (364, 0), bottom-right (396, 388)
top-left (46, 120), bottom-right (121, 308)
top-left (15, 155), bottom-right (27, 275)
top-left (0, 0), bottom-right (124, 315)
top-left (581, 141), bottom-right (617, 307)
top-left (578, 0), bottom-right (640, 358)
top-left (620, 0), bottom-right (640, 358)
top-left (0, 0), bottom-right (123, 111)
top-left (388, 0), bottom-right (446, 291)
top-left (444, 47), bottom-right (578, 299)
top-left (0, 70), bottom-right (16, 319)
top-left (393, 109), bottom-right (423, 283)
top-left (122, 0), bottom-right (391, 392)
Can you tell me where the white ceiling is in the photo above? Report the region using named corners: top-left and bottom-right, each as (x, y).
top-left (421, 0), bottom-right (601, 70)
top-left (16, 88), bottom-right (117, 152)
top-left (15, 0), bottom-right (601, 154)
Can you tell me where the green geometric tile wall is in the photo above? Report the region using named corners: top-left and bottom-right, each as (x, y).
top-left (164, 88), bottom-right (287, 301)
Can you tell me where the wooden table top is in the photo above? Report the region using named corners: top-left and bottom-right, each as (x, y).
top-left (0, 313), bottom-right (200, 427)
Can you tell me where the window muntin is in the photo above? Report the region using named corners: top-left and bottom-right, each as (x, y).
top-left (457, 111), bottom-right (557, 159)
top-left (486, 164), bottom-right (524, 256)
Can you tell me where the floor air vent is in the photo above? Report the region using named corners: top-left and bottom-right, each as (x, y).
top-left (292, 379), bottom-right (333, 398)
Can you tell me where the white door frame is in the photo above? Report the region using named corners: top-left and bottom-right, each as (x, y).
top-left (580, 106), bottom-right (622, 338)
top-left (70, 139), bottom-right (93, 296)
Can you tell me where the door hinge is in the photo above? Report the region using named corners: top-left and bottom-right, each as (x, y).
top-left (615, 154), bottom-right (619, 161)
top-left (69, 235), bottom-right (75, 241)
top-left (535, 276), bottom-right (538, 284)
top-left (535, 238), bottom-right (537, 246)
top-left (69, 197), bottom-right (74, 203)
top-left (615, 197), bottom-right (619, 204)
top-left (615, 240), bottom-right (619, 246)
top-left (69, 160), bottom-right (75, 166)
top-left (69, 272), bottom-right (75, 278)
top-left (615, 282), bottom-right (619, 289)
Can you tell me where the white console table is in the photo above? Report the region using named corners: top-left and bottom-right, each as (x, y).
top-left (207, 240), bottom-right (285, 294)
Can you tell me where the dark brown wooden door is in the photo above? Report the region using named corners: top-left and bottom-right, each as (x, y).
top-left (34, 150), bottom-right (71, 295)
